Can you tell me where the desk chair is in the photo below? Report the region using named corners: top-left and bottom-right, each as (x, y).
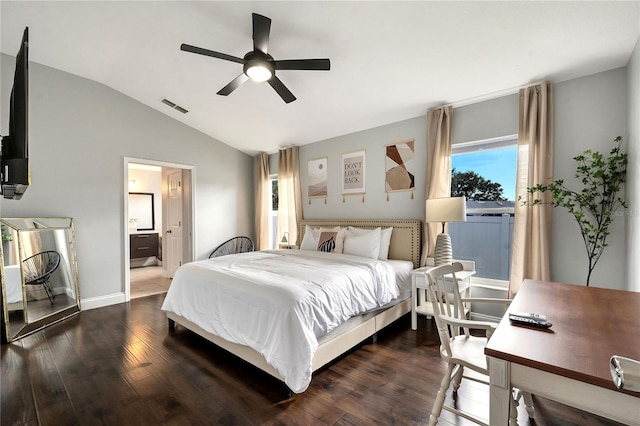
top-left (426, 262), bottom-right (534, 426)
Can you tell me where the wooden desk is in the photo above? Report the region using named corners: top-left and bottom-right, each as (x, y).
top-left (485, 280), bottom-right (640, 425)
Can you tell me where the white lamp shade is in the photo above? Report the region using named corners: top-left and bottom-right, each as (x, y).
top-left (425, 197), bottom-right (467, 223)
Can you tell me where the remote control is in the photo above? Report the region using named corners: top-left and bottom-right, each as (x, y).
top-left (510, 312), bottom-right (547, 321)
top-left (509, 313), bottom-right (552, 328)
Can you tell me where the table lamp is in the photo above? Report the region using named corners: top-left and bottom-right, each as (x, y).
top-left (425, 196), bottom-right (466, 266)
top-left (281, 232), bottom-right (289, 247)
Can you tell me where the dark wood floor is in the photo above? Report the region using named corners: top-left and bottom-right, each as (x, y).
top-left (1, 293), bottom-right (625, 426)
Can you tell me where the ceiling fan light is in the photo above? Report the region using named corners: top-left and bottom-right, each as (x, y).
top-left (246, 64), bottom-right (273, 82)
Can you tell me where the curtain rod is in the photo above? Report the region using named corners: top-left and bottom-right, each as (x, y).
top-left (261, 81), bottom-right (547, 156)
top-left (441, 80), bottom-right (547, 109)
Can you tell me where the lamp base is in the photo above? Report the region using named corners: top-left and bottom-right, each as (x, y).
top-left (434, 233), bottom-right (453, 266)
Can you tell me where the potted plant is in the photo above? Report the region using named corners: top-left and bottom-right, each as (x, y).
top-left (520, 136), bottom-right (627, 286)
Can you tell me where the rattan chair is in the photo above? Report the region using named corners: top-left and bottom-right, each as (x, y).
top-left (208, 236), bottom-right (254, 258)
top-left (22, 250), bottom-right (61, 304)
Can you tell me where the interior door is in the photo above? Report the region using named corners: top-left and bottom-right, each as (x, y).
top-left (166, 169), bottom-right (183, 278)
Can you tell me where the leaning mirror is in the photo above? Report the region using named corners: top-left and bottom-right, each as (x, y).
top-left (1, 217), bottom-right (81, 342)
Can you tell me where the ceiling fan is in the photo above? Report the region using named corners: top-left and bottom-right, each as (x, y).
top-left (180, 13), bottom-right (331, 103)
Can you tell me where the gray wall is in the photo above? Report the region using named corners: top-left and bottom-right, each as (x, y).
top-left (298, 94), bottom-right (519, 221)
top-left (1, 55), bottom-right (254, 303)
top-left (301, 116), bottom-right (427, 220)
top-left (452, 94), bottom-right (518, 144)
top-left (299, 67), bottom-right (630, 290)
top-left (553, 68), bottom-right (628, 289)
top-left (627, 36), bottom-right (640, 292)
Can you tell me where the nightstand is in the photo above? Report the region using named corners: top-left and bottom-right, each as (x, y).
top-left (279, 244), bottom-right (298, 250)
top-left (411, 259), bottom-right (476, 330)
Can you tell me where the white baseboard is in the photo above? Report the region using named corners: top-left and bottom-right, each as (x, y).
top-left (81, 292), bottom-right (126, 311)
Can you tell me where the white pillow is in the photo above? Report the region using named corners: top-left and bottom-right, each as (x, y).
top-left (347, 226), bottom-right (373, 236)
top-left (300, 225), bottom-right (318, 250)
top-left (379, 227), bottom-right (393, 260)
top-left (347, 226), bottom-right (393, 260)
top-left (343, 228), bottom-right (381, 259)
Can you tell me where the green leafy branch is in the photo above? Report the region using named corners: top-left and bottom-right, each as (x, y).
top-left (519, 136), bottom-right (627, 286)
top-left (1, 225), bottom-right (12, 243)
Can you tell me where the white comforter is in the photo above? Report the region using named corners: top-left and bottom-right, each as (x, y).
top-left (161, 249), bottom-right (400, 393)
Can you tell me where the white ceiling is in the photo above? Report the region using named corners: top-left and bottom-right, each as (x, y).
top-left (2, 1), bottom-right (639, 155)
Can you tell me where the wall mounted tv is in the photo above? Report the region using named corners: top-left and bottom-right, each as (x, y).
top-left (1, 27), bottom-right (30, 200)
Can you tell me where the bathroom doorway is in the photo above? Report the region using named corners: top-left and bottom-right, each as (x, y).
top-left (124, 158), bottom-right (194, 301)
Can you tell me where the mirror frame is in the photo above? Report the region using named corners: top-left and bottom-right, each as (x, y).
top-left (1, 217), bottom-right (81, 342)
top-left (128, 192), bottom-right (155, 231)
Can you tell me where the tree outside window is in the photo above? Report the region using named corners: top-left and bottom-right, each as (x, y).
top-left (271, 179), bottom-right (279, 211)
top-left (451, 168), bottom-right (506, 201)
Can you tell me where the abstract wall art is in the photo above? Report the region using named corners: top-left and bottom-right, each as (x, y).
top-left (385, 140), bottom-right (415, 192)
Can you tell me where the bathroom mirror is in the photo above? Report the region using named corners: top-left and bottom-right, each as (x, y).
top-left (1, 217), bottom-right (81, 342)
top-left (128, 192), bottom-right (155, 231)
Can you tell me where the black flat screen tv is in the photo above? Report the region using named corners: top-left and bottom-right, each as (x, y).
top-left (1, 27), bottom-right (29, 200)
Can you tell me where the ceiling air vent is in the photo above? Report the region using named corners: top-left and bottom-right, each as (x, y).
top-left (161, 98), bottom-right (188, 114)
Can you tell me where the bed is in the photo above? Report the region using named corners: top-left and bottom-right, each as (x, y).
top-left (162, 219), bottom-right (421, 393)
top-left (3, 264), bottom-right (24, 311)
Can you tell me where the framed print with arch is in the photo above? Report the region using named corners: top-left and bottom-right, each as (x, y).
top-left (308, 157), bottom-right (328, 199)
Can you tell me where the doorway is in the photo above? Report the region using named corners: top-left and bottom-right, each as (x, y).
top-left (124, 157), bottom-right (194, 301)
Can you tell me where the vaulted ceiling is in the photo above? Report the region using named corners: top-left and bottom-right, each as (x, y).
top-left (2, 1), bottom-right (639, 155)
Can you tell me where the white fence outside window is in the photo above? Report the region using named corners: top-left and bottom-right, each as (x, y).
top-left (449, 214), bottom-right (514, 281)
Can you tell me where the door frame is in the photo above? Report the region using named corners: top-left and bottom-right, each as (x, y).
top-left (123, 157), bottom-right (195, 302)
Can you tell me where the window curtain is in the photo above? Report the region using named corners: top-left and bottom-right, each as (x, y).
top-left (277, 146), bottom-right (303, 246)
top-left (421, 106), bottom-right (453, 266)
top-left (254, 153), bottom-right (270, 251)
top-left (509, 82), bottom-right (554, 297)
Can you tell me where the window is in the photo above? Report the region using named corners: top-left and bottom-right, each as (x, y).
top-left (448, 136), bottom-right (517, 285)
top-left (269, 176), bottom-right (278, 249)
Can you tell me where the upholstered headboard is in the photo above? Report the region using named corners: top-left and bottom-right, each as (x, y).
top-left (298, 219), bottom-right (422, 268)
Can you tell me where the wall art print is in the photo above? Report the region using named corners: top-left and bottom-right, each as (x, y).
top-left (385, 139), bottom-right (415, 192)
top-left (342, 150), bottom-right (365, 194)
top-left (307, 157), bottom-right (328, 198)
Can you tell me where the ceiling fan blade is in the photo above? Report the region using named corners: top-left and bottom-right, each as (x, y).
top-left (268, 76), bottom-right (296, 103)
top-left (181, 44), bottom-right (244, 64)
top-left (217, 73), bottom-right (249, 96)
top-left (252, 13), bottom-right (271, 54)
top-left (274, 59), bottom-right (331, 71)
